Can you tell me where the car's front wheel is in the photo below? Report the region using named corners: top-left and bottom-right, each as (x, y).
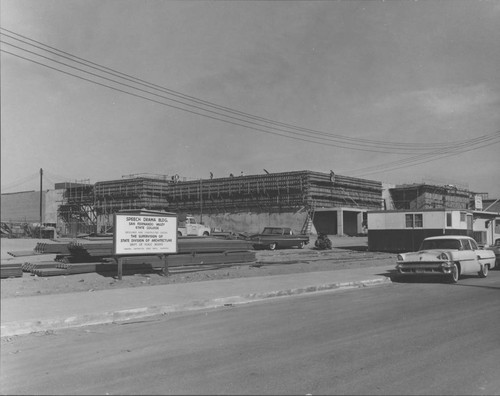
top-left (297, 242), bottom-right (304, 249)
top-left (479, 264), bottom-right (489, 278)
top-left (269, 242), bottom-right (277, 250)
top-left (447, 263), bottom-right (459, 283)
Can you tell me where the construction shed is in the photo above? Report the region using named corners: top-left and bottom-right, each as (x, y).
top-left (60, 170), bottom-right (383, 236)
top-left (367, 208), bottom-right (500, 252)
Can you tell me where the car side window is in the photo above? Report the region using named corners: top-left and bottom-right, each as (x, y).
top-left (470, 240), bottom-right (478, 250)
top-left (462, 240), bottom-right (472, 251)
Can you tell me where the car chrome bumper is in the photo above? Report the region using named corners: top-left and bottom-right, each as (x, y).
top-left (396, 262), bottom-right (454, 275)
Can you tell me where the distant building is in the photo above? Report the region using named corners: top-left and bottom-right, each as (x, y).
top-left (1, 189), bottom-right (62, 225)
top-left (389, 183), bottom-right (471, 210)
top-left (1, 189), bottom-right (63, 238)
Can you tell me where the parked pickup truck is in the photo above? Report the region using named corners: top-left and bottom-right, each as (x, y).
top-left (486, 238), bottom-right (500, 265)
top-left (248, 227), bottom-right (309, 250)
top-left (177, 216), bottom-right (211, 236)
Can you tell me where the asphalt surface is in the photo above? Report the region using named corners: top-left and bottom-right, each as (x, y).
top-left (1, 264), bottom-right (394, 337)
top-left (3, 273), bottom-right (499, 395)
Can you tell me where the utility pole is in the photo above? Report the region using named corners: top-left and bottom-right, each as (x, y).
top-left (199, 178), bottom-right (203, 223)
top-left (39, 168), bottom-right (43, 238)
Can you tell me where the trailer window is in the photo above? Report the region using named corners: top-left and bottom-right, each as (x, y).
top-left (406, 214), bottom-right (423, 228)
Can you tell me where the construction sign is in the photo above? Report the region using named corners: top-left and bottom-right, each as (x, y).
top-left (113, 210), bottom-right (178, 256)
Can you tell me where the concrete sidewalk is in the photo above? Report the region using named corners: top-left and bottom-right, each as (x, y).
top-left (1, 265), bottom-right (394, 337)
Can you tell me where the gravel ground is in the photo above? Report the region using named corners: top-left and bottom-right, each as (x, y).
top-left (1, 236), bottom-right (396, 299)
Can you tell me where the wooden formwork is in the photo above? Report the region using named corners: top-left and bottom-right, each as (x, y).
top-left (389, 184), bottom-right (471, 210)
top-left (62, 171), bottom-right (383, 227)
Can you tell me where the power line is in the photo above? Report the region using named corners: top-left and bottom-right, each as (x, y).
top-left (1, 28), bottom-right (497, 153)
top-left (0, 172), bottom-right (40, 192)
top-left (1, 27), bottom-right (499, 177)
top-left (3, 43), bottom-right (499, 160)
top-left (342, 134), bottom-right (500, 177)
top-left (3, 45), bottom-right (456, 155)
top-left (1, 27), bottom-right (472, 150)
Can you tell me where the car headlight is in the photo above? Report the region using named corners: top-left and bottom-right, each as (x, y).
top-left (396, 254), bottom-right (404, 261)
top-left (438, 252), bottom-right (449, 261)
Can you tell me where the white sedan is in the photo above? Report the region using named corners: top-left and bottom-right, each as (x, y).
top-left (395, 235), bottom-right (496, 283)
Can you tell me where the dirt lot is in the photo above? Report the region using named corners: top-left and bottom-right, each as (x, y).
top-left (1, 236), bottom-right (396, 299)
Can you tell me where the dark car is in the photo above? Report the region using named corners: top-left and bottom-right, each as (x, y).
top-left (486, 238), bottom-right (500, 266)
top-left (249, 227), bottom-right (309, 250)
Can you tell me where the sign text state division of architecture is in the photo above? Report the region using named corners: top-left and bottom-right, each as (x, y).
top-left (114, 213), bottom-right (177, 255)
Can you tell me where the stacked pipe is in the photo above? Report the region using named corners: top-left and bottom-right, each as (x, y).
top-left (34, 241), bottom-right (71, 254)
top-left (67, 240), bottom-right (114, 262)
top-left (18, 236), bottom-right (256, 276)
top-left (22, 261), bottom-right (60, 272)
top-left (0, 263), bottom-right (23, 278)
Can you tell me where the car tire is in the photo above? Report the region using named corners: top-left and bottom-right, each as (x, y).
top-left (177, 231), bottom-right (182, 237)
top-left (269, 242), bottom-right (277, 250)
top-left (298, 242), bottom-right (304, 249)
top-left (448, 263), bottom-right (459, 283)
top-left (203, 231), bottom-right (210, 236)
top-left (479, 264), bottom-right (489, 278)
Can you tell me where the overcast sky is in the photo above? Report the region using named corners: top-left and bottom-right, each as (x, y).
top-left (1, 0), bottom-right (499, 197)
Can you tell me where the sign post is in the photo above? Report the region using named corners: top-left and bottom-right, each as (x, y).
top-left (113, 210), bottom-right (178, 280)
top-left (118, 257), bottom-right (123, 280)
top-left (161, 254), bottom-right (169, 276)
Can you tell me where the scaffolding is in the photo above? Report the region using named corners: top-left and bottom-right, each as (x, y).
top-left (60, 170), bottom-right (384, 230)
top-left (57, 180), bottom-right (98, 235)
top-left (389, 183), bottom-right (471, 210)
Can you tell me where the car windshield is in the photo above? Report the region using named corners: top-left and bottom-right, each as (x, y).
top-left (262, 228), bottom-right (282, 235)
top-left (421, 239), bottom-right (462, 250)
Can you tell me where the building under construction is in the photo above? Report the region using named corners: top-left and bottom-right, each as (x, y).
top-left (59, 170), bottom-right (384, 236)
top-left (389, 183), bottom-right (472, 210)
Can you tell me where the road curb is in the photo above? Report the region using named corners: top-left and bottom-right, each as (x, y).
top-left (1, 277), bottom-right (391, 337)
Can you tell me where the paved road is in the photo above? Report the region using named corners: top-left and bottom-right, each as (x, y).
top-left (2, 272), bottom-right (500, 395)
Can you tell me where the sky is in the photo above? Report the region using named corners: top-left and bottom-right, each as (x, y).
top-left (1, 0), bottom-right (499, 198)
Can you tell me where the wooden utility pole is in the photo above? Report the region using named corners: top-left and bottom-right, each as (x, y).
top-left (199, 178), bottom-right (203, 223)
top-left (39, 168), bottom-right (43, 238)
